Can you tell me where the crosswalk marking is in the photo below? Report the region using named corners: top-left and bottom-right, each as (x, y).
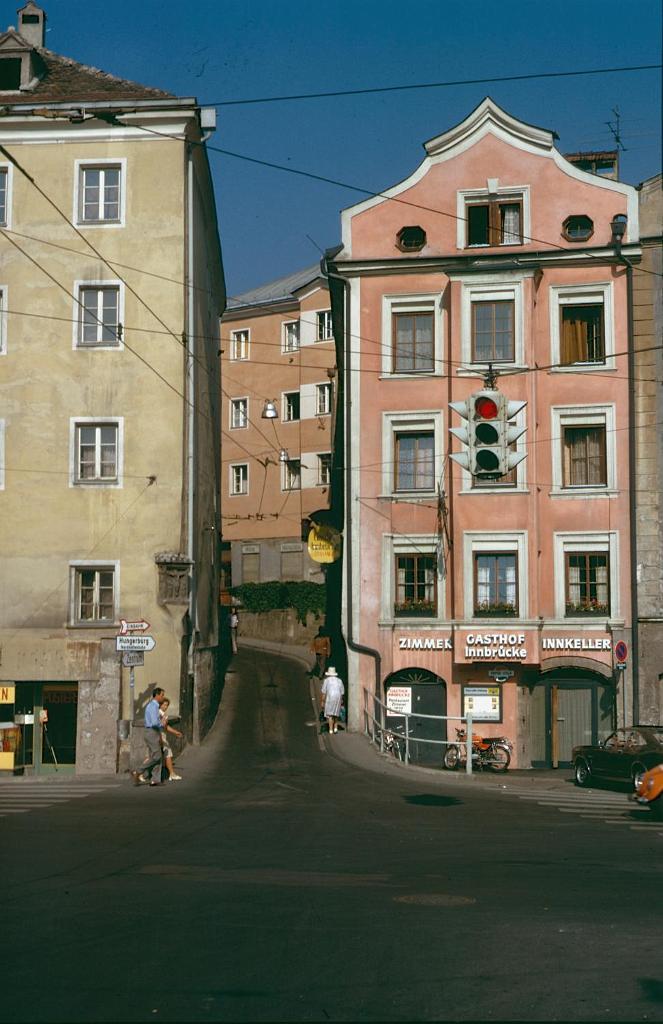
top-left (0, 781), bottom-right (120, 818)
top-left (514, 787), bottom-right (662, 834)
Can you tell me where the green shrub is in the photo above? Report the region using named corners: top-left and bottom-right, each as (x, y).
top-left (230, 581), bottom-right (325, 624)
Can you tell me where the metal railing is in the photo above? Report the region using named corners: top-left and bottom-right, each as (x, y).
top-left (363, 687), bottom-right (474, 775)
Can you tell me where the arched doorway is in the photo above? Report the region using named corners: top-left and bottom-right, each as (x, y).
top-left (384, 668), bottom-right (447, 766)
top-left (530, 667), bottom-right (615, 768)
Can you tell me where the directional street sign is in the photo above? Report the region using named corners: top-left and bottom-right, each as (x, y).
top-left (119, 619), bottom-right (150, 635)
top-left (116, 635), bottom-right (156, 652)
top-left (122, 651), bottom-right (145, 667)
top-left (614, 640), bottom-right (628, 663)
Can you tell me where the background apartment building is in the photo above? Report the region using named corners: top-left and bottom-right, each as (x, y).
top-left (327, 98), bottom-right (642, 769)
top-left (0, 4), bottom-right (225, 774)
top-left (221, 265), bottom-right (335, 589)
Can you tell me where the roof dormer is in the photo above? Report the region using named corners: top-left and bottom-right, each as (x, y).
top-left (0, 4), bottom-right (46, 92)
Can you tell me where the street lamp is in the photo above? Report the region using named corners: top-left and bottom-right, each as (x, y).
top-left (261, 400), bottom-right (278, 419)
top-left (610, 214), bottom-right (627, 249)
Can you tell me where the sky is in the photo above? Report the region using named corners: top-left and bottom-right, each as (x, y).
top-left (5, 0), bottom-right (661, 296)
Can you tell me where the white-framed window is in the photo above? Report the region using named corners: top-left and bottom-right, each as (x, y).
top-left (0, 285), bottom-right (6, 355)
top-left (282, 391), bottom-right (300, 422)
top-left (281, 542), bottom-right (303, 580)
top-left (74, 159), bottom-right (126, 227)
top-left (282, 320), bottom-right (300, 353)
top-left (381, 293), bottom-right (443, 377)
top-left (316, 309), bottom-right (333, 341)
top-left (549, 282), bottom-right (614, 371)
top-left (242, 544), bottom-right (260, 583)
top-left (230, 463), bottom-right (248, 496)
top-left (0, 164), bottom-right (11, 228)
top-left (317, 453), bottom-right (332, 485)
top-left (230, 328), bottom-right (250, 361)
top-left (230, 398), bottom-right (248, 430)
top-left (74, 281), bottom-right (123, 348)
top-left (316, 382), bottom-right (332, 416)
top-left (458, 274), bottom-right (527, 368)
top-left (69, 561), bottom-right (119, 625)
top-left (456, 184), bottom-right (530, 250)
top-left (0, 418), bottom-right (4, 490)
top-left (553, 532), bottom-right (619, 621)
top-left (69, 418), bottom-right (123, 487)
top-left (282, 459), bottom-right (301, 491)
top-left (381, 410), bottom-right (444, 496)
top-left (462, 532), bottom-right (528, 621)
top-left (550, 405), bottom-right (616, 496)
top-left (380, 534), bottom-right (444, 622)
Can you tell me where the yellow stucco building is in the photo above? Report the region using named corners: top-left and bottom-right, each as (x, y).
top-left (0, 4), bottom-right (225, 774)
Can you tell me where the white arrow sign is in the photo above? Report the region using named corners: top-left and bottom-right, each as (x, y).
top-left (116, 635), bottom-right (156, 652)
top-left (122, 651), bottom-right (145, 667)
top-left (119, 618), bottom-right (150, 635)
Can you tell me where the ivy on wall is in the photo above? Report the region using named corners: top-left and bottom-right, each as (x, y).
top-left (230, 581), bottom-right (325, 625)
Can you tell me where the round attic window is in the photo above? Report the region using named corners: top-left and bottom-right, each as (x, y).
top-left (563, 215), bottom-right (594, 242)
top-left (397, 226), bottom-right (426, 252)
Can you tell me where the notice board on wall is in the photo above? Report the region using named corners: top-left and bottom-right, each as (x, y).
top-left (462, 685), bottom-right (502, 723)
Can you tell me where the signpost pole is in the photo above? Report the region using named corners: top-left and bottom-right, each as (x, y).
top-left (129, 666), bottom-right (135, 720)
top-left (466, 712), bottom-right (473, 776)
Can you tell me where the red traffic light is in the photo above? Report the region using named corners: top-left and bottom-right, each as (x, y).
top-left (475, 396), bottom-right (498, 419)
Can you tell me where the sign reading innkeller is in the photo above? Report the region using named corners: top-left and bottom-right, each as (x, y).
top-left (541, 637), bottom-right (611, 651)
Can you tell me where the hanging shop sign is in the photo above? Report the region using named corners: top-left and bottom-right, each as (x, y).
top-left (307, 524), bottom-right (342, 564)
top-left (386, 686), bottom-right (412, 717)
top-left (0, 684), bottom-right (15, 704)
top-left (462, 685), bottom-right (502, 723)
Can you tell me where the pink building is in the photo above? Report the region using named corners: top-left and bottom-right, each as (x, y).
top-left (326, 99), bottom-right (641, 769)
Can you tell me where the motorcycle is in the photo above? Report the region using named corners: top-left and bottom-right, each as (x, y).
top-left (631, 763), bottom-right (663, 819)
top-left (443, 727), bottom-right (513, 773)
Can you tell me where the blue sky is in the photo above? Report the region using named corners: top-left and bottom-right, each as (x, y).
top-left (7, 0), bottom-right (662, 295)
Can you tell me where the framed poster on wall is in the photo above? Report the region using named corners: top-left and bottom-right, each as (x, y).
top-left (462, 685), bottom-right (502, 723)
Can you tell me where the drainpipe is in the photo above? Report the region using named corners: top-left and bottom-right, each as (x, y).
top-left (325, 261), bottom-right (382, 709)
top-left (185, 141), bottom-right (197, 740)
top-left (624, 257), bottom-right (639, 725)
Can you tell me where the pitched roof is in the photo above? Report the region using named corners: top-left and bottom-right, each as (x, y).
top-left (226, 264), bottom-right (325, 311)
top-left (0, 32), bottom-right (173, 104)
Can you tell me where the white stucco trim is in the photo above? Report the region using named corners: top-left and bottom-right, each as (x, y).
top-left (458, 273), bottom-right (527, 370)
top-left (0, 418), bottom-right (4, 490)
top-left (550, 404), bottom-right (617, 496)
top-left (381, 409), bottom-right (444, 496)
top-left (0, 161), bottom-right (14, 230)
top-left (72, 278), bottom-right (125, 350)
top-left (0, 283), bottom-right (7, 355)
top-left (68, 559), bottom-right (121, 627)
top-left (552, 531), bottom-right (619, 620)
top-left (68, 416), bottom-right (124, 489)
top-left (380, 291), bottom-right (444, 377)
top-left (549, 280), bottom-right (615, 372)
top-left (462, 530), bottom-right (528, 621)
top-left (455, 184), bottom-right (531, 251)
top-left (73, 157), bottom-right (127, 229)
top-left (380, 533), bottom-right (444, 624)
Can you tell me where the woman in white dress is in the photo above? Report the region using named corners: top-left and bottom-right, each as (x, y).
top-left (321, 666), bottom-right (345, 735)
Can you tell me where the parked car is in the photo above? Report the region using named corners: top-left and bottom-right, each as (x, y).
top-left (572, 727), bottom-right (663, 788)
top-left (632, 763), bottom-right (663, 818)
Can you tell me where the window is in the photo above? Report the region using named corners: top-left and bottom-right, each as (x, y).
top-left (281, 544), bottom-right (302, 580)
top-left (230, 464), bottom-right (248, 495)
top-left (317, 453), bottom-right (332, 485)
top-left (565, 552), bottom-right (610, 617)
top-left (242, 547), bottom-right (260, 583)
top-left (560, 304), bottom-right (604, 365)
top-left (316, 383), bottom-right (332, 416)
top-left (77, 285), bottom-right (121, 347)
top-left (393, 311), bottom-right (434, 372)
top-left (72, 566), bottom-right (116, 624)
top-left (467, 198), bottom-right (522, 246)
top-left (284, 459), bottom-right (301, 490)
top-left (395, 554), bottom-right (437, 617)
top-left (316, 310), bottom-right (333, 341)
top-left (230, 398), bottom-right (248, 430)
top-left (78, 164), bottom-right (122, 224)
top-left (563, 426), bottom-right (607, 488)
top-left (563, 215), bottom-right (594, 242)
top-left (474, 554), bottom-right (518, 617)
top-left (395, 432), bottom-right (434, 491)
top-left (397, 226), bottom-right (426, 252)
top-left (230, 329), bottom-right (249, 360)
top-left (282, 320), bottom-right (300, 353)
top-left (0, 59), bottom-right (21, 91)
top-left (0, 168), bottom-right (7, 226)
top-left (472, 300), bottom-right (514, 362)
top-left (75, 423), bottom-right (118, 483)
top-left (283, 392), bottom-right (300, 422)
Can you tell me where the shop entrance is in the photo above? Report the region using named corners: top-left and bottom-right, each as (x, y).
top-left (13, 683), bottom-right (78, 774)
top-left (384, 669), bottom-right (447, 766)
top-left (529, 671), bottom-right (614, 768)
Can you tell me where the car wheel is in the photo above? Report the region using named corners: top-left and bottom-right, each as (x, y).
top-left (574, 758), bottom-right (591, 787)
top-left (631, 763), bottom-right (646, 788)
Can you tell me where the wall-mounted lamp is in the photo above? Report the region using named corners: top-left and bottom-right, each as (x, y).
top-left (261, 400), bottom-right (278, 420)
top-left (279, 448), bottom-right (290, 463)
top-left (610, 214), bottom-right (627, 249)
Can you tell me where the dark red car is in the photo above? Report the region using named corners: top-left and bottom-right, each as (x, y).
top-left (572, 726), bottom-right (663, 788)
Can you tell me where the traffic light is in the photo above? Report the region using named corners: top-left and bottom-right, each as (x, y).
top-left (450, 390), bottom-right (527, 479)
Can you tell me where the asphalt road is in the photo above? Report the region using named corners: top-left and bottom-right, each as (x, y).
top-left (2, 648), bottom-right (663, 1023)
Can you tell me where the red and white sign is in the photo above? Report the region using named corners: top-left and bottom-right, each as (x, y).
top-left (614, 640), bottom-right (628, 663)
top-left (119, 619), bottom-right (150, 635)
top-left (386, 686), bottom-right (412, 717)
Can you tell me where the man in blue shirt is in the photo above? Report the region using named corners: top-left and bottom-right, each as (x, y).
top-left (130, 687), bottom-right (166, 787)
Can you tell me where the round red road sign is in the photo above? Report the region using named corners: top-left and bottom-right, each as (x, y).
top-left (614, 640), bottom-right (628, 663)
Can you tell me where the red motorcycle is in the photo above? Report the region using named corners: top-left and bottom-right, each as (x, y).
top-left (444, 727), bottom-right (512, 772)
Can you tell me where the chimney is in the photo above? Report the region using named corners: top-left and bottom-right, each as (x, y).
top-left (17, 2), bottom-right (46, 48)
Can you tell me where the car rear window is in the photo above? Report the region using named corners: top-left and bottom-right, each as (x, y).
top-left (652, 731), bottom-right (663, 747)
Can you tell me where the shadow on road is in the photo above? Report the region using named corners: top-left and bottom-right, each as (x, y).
top-left (403, 793), bottom-right (462, 807)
